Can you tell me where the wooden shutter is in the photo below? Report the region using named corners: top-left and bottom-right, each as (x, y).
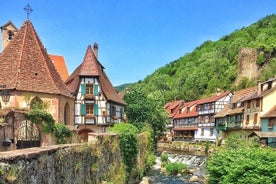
top-left (81, 84), bottom-right (86, 95)
top-left (94, 104), bottom-right (98, 116)
top-left (81, 104), bottom-right (86, 115)
top-left (94, 84), bottom-right (99, 95)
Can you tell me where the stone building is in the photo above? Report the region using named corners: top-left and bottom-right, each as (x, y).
top-left (0, 20), bottom-right (74, 151)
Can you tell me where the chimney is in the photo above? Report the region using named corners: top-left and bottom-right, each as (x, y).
top-left (257, 80), bottom-right (262, 96)
top-left (93, 42), bottom-right (98, 58)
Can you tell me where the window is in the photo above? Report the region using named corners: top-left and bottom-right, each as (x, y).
top-left (246, 115), bottom-right (249, 124)
top-left (247, 100), bottom-right (251, 109)
top-left (30, 97), bottom-right (43, 110)
top-left (8, 31), bottom-right (13, 40)
top-left (86, 83), bottom-right (94, 94)
top-left (198, 116), bottom-right (202, 123)
top-left (254, 113), bottom-right (258, 124)
top-left (86, 104), bottom-right (94, 115)
top-left (256, 99), bottom-right (260, 107)
top-left (210, 128), bottom-right (214, 136)
top-left (268, 118), bottom-right (276, 128)
top-left (102, 110), bottom-right (106, 117)
top-left (201, 128), bottom-right (204, 136)
top-left (209, 103), bottom-right (213, 110)
top-left (187, 107), bottom-right (190, 113)
top-left (111, 105), bottom-right (116, 116)
top-left (205, 115), bottom-right (209, 123)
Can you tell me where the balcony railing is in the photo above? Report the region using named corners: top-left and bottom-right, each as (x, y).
top-left (174, 123), bottom-right (198, 128)
top-left (198, 122), bottom-right (215, 127)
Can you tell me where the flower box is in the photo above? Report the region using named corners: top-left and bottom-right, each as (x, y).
top-left (85, 114), bottom-right (95, 119)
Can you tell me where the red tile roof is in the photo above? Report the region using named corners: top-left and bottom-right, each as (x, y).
top-left (0, 20), bottom-right (72, 98)
top-left (49, 54), bottom-right (69, 82)
top-left (232, 87), bottom-right (257, 103)
top-left (197, 91), bottom-right (231, 105)
top-left (174, 100), bottom-right (200, 119)
top-left (164, 100), bottom-right (184, 118)
top-left (66, 45), bottom-right (125, 105)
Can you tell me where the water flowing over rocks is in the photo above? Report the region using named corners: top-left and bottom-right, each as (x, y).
top-left (145, 151), bottom-right (207, 184)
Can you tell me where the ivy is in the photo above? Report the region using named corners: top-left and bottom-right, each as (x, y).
top-left (25, 110), bottom-right (71, 144)
top-left (25, 109), bottom-right (55, 133)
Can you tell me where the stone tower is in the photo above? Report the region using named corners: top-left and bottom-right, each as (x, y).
top-left (1, 21), bottom-right (18, 51)
top-left (235, 48), bottom-right (260, 85)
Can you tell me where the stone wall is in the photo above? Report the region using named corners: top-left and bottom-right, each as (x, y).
top-left (0, 134), bottom-right (126, 184)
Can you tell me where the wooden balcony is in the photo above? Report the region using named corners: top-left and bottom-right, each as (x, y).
top-left (174, 123), bottom-right (198, 130)
top-left (198, 122), bottom-right (215, 127)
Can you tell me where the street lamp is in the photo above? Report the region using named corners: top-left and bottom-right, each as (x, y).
top-left (1, 90), bottom-right (10, 104)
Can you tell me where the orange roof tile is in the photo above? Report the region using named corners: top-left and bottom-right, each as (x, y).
top-left (164, 100), bottom-right (184, 118)
top-left (197, 91), bottom-right (231, 105)
top-left (232, 87), bottom-right (257, 103)
top-left (66, 44), bottom-right (125, 105)
top-left (49, 54), bottom-right (69, 82)
top-left (174, 100), bottom-right (200, 119)
top-left (0, 20), bottom-right (72, 98)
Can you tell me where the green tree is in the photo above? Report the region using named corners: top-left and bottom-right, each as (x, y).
top-left (123, 88), bottom-right (169, 143)
top-left (108, 123), bottom-right (139, 173)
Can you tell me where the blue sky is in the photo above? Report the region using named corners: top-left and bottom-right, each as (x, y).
top-left (0, 1), bottom-right (275, 86)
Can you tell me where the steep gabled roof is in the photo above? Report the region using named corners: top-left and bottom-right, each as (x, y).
top-left (49, 54), bottom-right (69, 82)
top-left (66, 44), bottom-right (125, 105)
top-left (0, 20), bottom-right (72, 98)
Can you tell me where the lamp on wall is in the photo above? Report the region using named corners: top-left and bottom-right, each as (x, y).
top-left (1, 89), bottom-right (10, 104)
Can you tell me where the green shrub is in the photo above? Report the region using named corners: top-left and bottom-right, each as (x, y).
top-left (207, 133), bottom-right (276, 184)
top-left (161, 152), bottom-right (169, 163)
top-left (165, 163), bottom-right (187, 175)
top-left (54, 123), bottom-right (71, 144)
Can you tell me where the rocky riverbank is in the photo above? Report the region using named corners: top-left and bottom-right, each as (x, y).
top-left (142, 151), bottom-right (207, 184)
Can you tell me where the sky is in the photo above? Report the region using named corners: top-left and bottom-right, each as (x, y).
top-left (0, 1), bottom-right (275, 86)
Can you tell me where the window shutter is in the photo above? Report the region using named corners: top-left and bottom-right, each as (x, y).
top-left (81, 84), bottom-right (86, 95)
top-left (81, 104), bottom-right (86, 115)
top-left (94, 84), bottom-right (99, 95)
top-left (94, 104), bottom-right (98, 116)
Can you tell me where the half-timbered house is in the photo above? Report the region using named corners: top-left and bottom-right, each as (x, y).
top-left (195, 92), bottom-right (232, 142)
top-left (65, 44), bottom-right (126, 141)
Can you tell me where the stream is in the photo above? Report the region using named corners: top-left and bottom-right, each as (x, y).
top-left (144, 151), bottom-right (207, 184)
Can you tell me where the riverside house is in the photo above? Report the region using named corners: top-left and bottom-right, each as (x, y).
top-left (216, 77), bottom-right (276, 147)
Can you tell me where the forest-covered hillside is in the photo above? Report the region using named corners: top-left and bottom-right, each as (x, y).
top-left (128, 14), bottom-right (276, 102)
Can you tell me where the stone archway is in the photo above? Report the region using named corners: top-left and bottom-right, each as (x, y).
top-left (78, 128), bottom-right (95, 142)
top-left (16, 120), bottom-right (40, 149)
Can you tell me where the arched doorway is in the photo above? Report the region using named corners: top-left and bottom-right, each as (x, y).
top-left (16, 120), bottom-right (40, 149)
top-left (64, 102), bottom-right (70, 125)
top-left (78, 128), bottom-right (94, 142)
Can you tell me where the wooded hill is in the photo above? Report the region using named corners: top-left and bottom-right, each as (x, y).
top-left (127, 14), bottom-right (276, 103)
